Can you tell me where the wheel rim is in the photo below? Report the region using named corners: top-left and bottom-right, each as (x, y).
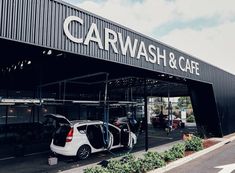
top-left (79, 146), bottom-right (90, 159)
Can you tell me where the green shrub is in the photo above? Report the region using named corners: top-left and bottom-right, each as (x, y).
top-left (170, 143), bottom-right (185, 159)
top-left (163, 143), bottom-right (185, 162)
top-left (84, 154), bottom-right (137, 173)
top-left (108, 159), bottom-right (140, 173)
top-left (113, 153), bottom-right (165, 173)
top-left (106, 160), bottom-right (122, 173)
top-left (106, 154), bottom-right (137, 173)
top-left (163, 150), bottom-right (176, 162)
top-left (141, 152), bottom-right (165, 172)
top-left (185, 135), bottom-right (203, 151)
top-left (187, 114), bottom-right (195, 123)
top-left (84, 166), bottom-right (109, 173)
top-left (131, 158), bottom-right (144, 173)
top-left (120, 154), bottom-right (135, 163)
top-left (84, 151), bottom-right (172, 173)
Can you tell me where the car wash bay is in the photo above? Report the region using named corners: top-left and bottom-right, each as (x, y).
top-left (0, 39), bottom-right (199, 173)
top-left (0, 38), bottom-right (197, 160)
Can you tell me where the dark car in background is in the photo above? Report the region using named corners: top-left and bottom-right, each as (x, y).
top-left (151, 114), bottom-right (184, 129)
top-left (113, 116), bottom-right (141, 132)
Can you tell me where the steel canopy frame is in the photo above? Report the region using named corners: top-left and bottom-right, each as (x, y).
top-left (38, 72), bottom-right (114, 149)
top-left (38, 72), bottom-right (153, 151)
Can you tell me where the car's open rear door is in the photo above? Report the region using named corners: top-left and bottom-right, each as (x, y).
top-left (44, 114), bottom-right (71, 125)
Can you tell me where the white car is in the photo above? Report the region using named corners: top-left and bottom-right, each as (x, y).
top-left (45, 114), bottom-right (137, 160)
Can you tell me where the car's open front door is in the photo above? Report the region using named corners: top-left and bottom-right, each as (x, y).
top-left (120, 123), bottom-right (131, 147)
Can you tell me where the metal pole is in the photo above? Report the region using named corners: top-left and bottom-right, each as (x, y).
top-left (104, 73), bottom-right (109, 146)
top-left (168, 84), bottom-right (170, 126)
top-left (5, 89), bottom-right (9, 139)
top-left (59, 82), bottom-right (62, 100)
top-left (104, 74), bottom-right (108, 105)
top-left (167, 84), bottom-right (173, 127)
top-left (63, 81), bottom-right (66, 104)
top-left (144, 79), bottom-right (148, 151)
top-left (5, 105), bottom-right (8, 138)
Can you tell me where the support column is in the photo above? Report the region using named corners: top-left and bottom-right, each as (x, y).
top-left (103, 73), bottom-right (109, 147)
top-left (144, 79), bottom-right (148, 151)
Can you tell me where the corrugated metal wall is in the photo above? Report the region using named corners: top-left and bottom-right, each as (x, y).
top-left (0, 0), bottom-right (204, 81)
top-left (0, 0), bottom-right (235, 135)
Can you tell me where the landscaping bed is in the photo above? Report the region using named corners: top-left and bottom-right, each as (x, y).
top-left (84, 136), bottom-right (219, 173)
top-left (184, 139), bottom-right (218, 157)
top-left (203, 139), bottom-right (219, 148)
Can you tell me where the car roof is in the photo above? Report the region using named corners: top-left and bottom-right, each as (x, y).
top-left (118, 117), bottom-right (128, 119)
top-left (71, 120), bottom-right (103, 126)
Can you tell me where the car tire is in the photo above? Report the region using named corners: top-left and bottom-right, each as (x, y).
top-left (76, 145), bottom-right (91, 160)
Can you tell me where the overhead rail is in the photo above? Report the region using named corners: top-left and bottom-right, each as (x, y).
top-left (0, 98), bottom-right (41, 104)
top-left (38, 72), bottom-right (108, 88)
top-left (0, 98), bottom-right (139, 105)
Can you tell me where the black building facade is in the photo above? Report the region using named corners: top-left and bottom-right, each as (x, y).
top-left (0, 0), bottom-right (235, 138)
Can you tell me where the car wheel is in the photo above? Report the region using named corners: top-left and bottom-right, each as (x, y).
top-left (77, 145), bottom-right (91, 160)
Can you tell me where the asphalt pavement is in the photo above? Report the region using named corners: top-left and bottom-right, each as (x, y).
top-left (166, 140), bottom-right (235, 173)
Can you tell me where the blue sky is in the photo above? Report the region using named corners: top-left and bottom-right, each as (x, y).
top-left (64, 0), bottom-right (235, 74)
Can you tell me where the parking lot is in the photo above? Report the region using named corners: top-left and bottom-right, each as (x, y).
top-left (0, 123), bottom-right (197, 173)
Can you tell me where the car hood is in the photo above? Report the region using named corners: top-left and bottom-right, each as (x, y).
top-left (44, 113), bottom-right (71, 125)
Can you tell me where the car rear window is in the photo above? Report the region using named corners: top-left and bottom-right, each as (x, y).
top-left (77, 125), bottom-right (87, 134)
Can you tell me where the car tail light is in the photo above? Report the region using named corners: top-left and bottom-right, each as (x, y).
top-left (66, 128), bottom-right (74, 142)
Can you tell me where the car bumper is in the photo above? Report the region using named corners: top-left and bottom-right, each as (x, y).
top-left (50, 143), bottom-right (77, 156)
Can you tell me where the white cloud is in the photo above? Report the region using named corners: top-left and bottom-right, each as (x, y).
top-left (174, 0), bottom-right (235, 21)
top-left (76, 0), bottom-right (175, 35)
top-left (160, 21), bottom-right (235, 74)
top-left (65, 0), bottom-right (235, 74)
top-left (75, 0), bottom-right (235, 34)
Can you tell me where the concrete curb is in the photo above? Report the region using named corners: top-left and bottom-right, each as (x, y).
top-left (148, 135), bottom-right (235, 173)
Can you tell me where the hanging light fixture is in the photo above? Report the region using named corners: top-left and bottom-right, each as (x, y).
top-left (20, 63), bottom-right (23, 69)
top-left (47, 50), bottom-right (52, 55)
